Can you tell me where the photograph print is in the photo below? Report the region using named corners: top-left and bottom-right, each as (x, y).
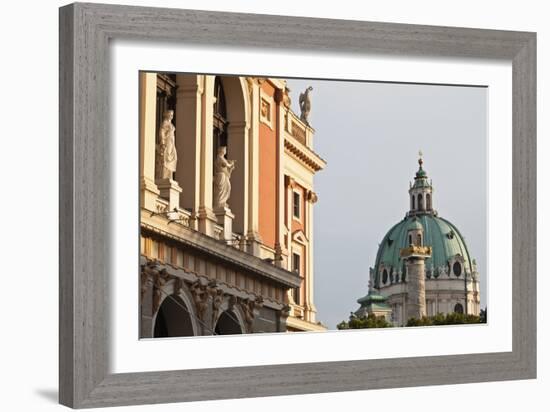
top-left (139, 72), bottom-right (487, 338)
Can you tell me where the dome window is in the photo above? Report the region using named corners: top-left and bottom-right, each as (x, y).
top-left (453, 261), bottom-right (462, 277)
top-left (417, 194), bottom-right (423, 210)
top-left (382, 269), bottom-right (388, 285)
top-left (454, 303), bottom-right (464, 314)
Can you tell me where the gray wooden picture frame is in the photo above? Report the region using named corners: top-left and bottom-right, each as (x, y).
top-left (59, 2), bottom-right (536, 408)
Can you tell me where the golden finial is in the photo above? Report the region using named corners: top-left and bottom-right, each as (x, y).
top-left (418, 150), bottom-right (423, 167)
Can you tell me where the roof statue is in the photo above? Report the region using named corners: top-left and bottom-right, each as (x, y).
top-left (299, 86), bottom-right (313, 126)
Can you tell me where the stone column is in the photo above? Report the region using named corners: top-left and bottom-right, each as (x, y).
top-left (198, 76), bottom-right (217, 235)
top-left (304, 191), bottom-right (318, 322)
top-left (175, 74), bottom-right (202, 222)
top-left (401, 246), bottom-right (431, 320)
top-left (405, 258), bottom-right (427, 319)
top-left (227, 121), bottom-right (249, 236)
top-left (274, 88), bottom-right (287, 268)
top-left (246, 78), bottom-right (262, 256)
top-left (139, 72), bottom-right (160, 211)
top-left (284, 177), bottom-right (296, 272)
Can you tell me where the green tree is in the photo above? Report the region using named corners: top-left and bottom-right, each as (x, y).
top-left (337, 313), bottom-right (393, 330)
top-left (406, 312), bottom-right (484, 327)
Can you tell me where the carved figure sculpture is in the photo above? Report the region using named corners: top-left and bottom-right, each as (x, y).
top-left (242, 299), bottom-right (256, 331)
top-left (190, 280), bottom-right (209, 322)
top-left (211, 289), bottom-right (224, 327)
top-left (299, 86), bottom-right (313, 125)
top-left (213, 146), bottom-right (235, 209)
top-left (157, 110), bottom-right (177, 179)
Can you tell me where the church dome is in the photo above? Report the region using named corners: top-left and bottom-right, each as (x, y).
top-left (372, 154), bottom-right (477, 288)
top-left (373, 215), bottom-right (475, 287)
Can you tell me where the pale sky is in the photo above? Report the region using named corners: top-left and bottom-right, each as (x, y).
top-left (285, 78), bottom-right (487, 329)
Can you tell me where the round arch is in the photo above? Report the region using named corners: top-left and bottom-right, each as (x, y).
top-left (153, 294), bottom-right (195, 338)
top-left (219, 76), bottom-right (250, 124)
top-left (214, 310), bottom-right (244, 335)
top-left (211, 76), bottom-right (251, 235)
top-left (151, 279), bottom-right (200, 337)
top-left (212, 298), bottom-right (248, 335)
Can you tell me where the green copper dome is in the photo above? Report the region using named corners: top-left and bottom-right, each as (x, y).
top-left (406, 218), bottom-right (424, 231)
top-left (373, 214), bottom-right (474, 288)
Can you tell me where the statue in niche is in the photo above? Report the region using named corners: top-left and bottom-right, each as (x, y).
top-left (156, 109), bottom-right (177, 180)
top-left (213, 146), bottom-right (235, 209)
top-left (299, 86), bottom-right (313, 125)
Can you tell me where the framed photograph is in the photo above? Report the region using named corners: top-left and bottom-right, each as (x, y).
top-left (59, 2), bottom-right (536, 408)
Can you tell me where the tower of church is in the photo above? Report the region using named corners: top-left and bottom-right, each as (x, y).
top-left (356, 154), bottom-right (481, 325)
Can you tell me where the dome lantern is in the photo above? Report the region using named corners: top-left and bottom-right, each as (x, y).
top-left (408, 151), bottom-right (434, 216)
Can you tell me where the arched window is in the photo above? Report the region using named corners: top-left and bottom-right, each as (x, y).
top-left (454, 303), bottom-right (464, 314)
top-left (426, 193), bottom-right (432, 210)
top-left (382, 269), bottom-right (389, 284)
top-left (417, 194), bottom-right (423, 210)
top-left (213, 77), bottom-right (228, 159)
top-left (156, 73), bottom-right (177, 133)
top-left (416, 233), bottom-right (422, 246)
top-left (453, 261), bottom-right (462, 277)
top-left (409, 235), bottom-right (413, 245)
top-left (412, 195), bottom-right (416, 210)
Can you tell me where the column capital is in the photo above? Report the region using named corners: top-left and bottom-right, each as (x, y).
top-left (306, 190), bottom-right (318, 204)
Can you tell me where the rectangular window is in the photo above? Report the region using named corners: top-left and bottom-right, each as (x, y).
top-left (293, 287), bottom-right (301, 305)
top-left (293, 191), bottom-right (301, 219)
top-left (292, 253), bottom-right (301, 274)
top-left (291, 254), bottom-right (302, 304)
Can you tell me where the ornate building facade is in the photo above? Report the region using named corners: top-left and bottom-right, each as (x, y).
top-left (356, 156), bottom-right (481, 326)
top-left (139, 73), bottom-right (326, 338)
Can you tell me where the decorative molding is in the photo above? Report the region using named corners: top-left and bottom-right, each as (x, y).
top-left (292, 229), bottom-right (308, 245)
top-left (259, 88), bottom-right (274, 130)
top-left (400, 245), bottom-right (433, 258)
top-left (284, 136), bottom-right (327, 172)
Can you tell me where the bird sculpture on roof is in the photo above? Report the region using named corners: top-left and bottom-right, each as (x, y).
top-left (299, 86), bottom-right (313, 126)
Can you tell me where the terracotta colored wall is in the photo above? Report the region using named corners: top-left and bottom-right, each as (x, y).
top-left (258, 82), bottom-right (277, 248)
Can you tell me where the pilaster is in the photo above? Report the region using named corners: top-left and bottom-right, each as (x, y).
top-left (139, 72), bottom-right (160, 211)
top-left (198, 76), bottom-right (217, 235)
top-left (227, 121), bottom-right (250, 236)
top-left (175, 74), bottom-right (202, 214)
top-left (246, 78), bottom-right (262, 256)
top-left (274, 88), bottom-right (286, 267)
